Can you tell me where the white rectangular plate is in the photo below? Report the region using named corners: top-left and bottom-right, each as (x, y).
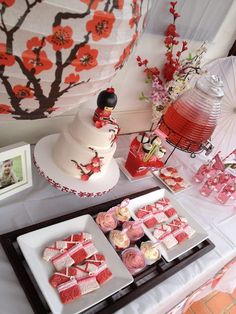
top-left (153, 170), bottom-right (192, 195)
top-left (17, 215), bottom-right (133, 314)
top-left (128, 189), bottom-right (209, 262)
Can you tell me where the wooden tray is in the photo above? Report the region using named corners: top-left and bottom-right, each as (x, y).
top-left (0, 187), bottom-right (215, 314)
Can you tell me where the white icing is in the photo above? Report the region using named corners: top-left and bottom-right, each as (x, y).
top-left (153, 228), bottom-right (165, 239)
top-left (161, 234), bottom-right (178, 249)
top-left (155, 212), bottom-right (168, 223)
top-left (53, 106), bottom-right (117, 180)
top-left (77, 277), bottom-right (100, 295)
top-left (70, 105), bottom-right (119, 149)
top-left (184, 225), bottom-right (196, 237)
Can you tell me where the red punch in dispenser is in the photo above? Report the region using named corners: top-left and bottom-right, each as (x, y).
top-left (158, 75), bottom-right (224, 155)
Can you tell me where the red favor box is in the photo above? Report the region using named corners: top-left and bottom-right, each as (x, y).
top-left (125, 151), bottom-right (149, 177)
top-left (125, 151), bottom-right (164, 177)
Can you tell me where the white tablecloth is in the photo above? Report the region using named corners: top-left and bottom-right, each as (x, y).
top-left (0, 134), bottom-right (235, 314)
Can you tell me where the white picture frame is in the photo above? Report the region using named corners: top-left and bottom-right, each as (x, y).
top-left (0, 142), bottom-right (32, 201)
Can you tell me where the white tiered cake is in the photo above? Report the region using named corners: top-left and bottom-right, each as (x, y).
top-left (53, 104), bottom-right (119, 181)
top-left (34, 88), bottom-right (120, 197)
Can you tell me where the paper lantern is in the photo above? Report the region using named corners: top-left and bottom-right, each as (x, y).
top-left (0, 0), bottom-right (153, 120)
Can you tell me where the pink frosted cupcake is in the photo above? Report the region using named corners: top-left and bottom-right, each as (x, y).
top-left (109, 229), bottom-right (130, 251)
top-left (122, 221), bottom-right (144, 242)
top-left (121, 247), bottom-right (146, 275)
top-left (96, 212), bottom-right (117, 233)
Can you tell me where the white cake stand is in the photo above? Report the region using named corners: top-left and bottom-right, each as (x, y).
top-left (34, 134), bottom-right (120, 197)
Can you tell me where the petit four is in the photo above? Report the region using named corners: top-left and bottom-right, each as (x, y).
top-left (43, 231), bottom-right (112, 305)
top-left (57, 278), bottom-right (81, 304)
top-left (160, 233), bottom-right (178, 249)
top-left (77, 275), bottom-right (100, 295)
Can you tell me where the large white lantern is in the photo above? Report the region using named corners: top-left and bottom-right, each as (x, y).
top-left (0, 0), bottom-right (153, 119)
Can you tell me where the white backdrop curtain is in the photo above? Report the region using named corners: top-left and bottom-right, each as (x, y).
top-left (146, 0), bottom-right (234, 41)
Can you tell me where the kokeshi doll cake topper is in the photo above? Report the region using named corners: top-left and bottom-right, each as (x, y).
top-left (93, 87), bottom-right (118, 128)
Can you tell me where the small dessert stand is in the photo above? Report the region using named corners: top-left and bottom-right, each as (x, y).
top-left (34, 134), bottom-right (120, 197)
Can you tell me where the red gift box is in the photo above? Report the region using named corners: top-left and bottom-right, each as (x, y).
top-left (125, 150), bottom-right (164, 178)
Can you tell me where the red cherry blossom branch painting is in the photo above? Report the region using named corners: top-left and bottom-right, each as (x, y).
top-left (0, 0), bottom-right (145, 119)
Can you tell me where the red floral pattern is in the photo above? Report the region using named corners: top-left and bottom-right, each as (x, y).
top-left (46, 25), bottom-right (73, 51)
top-left (86, 11), bottom-right (115, 41)
top-left (0, 0), bottom-right (15, 7)
top-left (64, 73), bottom-right (80, 84)
top-left (0, 0), bottom-right (146, 119)
top-left (115, 32), bottom-right (138, 70)
top-left (27, 37), bottom-right (46, 50)
top-left (0, 104), bottom-right (12, 114)
top-left (81, 0), bottom-right (102, 10)
top-left (71, 44), bottom-right (98, 71)
top-left (22, 50), bottom-right (53, 74)
top-left (13, 85), bottom-right (34, 99)
top-left (0, 43), bottom-right (15, 66)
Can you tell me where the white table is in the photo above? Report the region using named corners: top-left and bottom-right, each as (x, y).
top-left (0, 134), bottom-right (235, 314)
